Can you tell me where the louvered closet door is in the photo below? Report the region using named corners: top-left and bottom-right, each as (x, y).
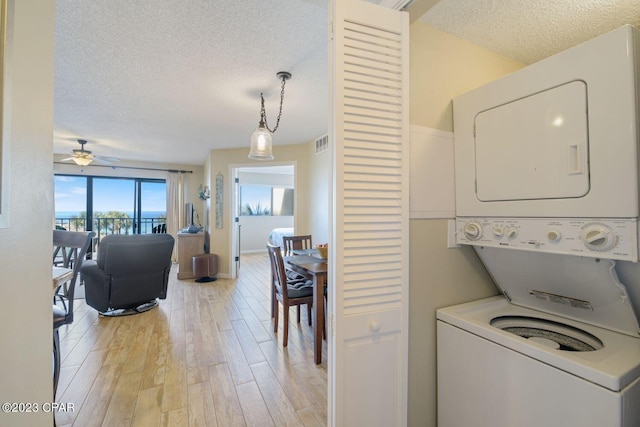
top-left (329, 1), bottom-right (409, 426)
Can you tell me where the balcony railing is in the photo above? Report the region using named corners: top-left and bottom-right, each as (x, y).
top-left (55, 216), bottom-right (167, 242)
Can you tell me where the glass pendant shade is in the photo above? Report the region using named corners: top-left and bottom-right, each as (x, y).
top-left (248, 125), bottom-right (274, 160)
top-left (72, 156), bottom-right (93, 166)
top-left (248, 72), bottom-right (291, 160)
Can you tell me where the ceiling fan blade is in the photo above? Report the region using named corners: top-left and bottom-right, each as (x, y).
top-left (60, 157), bottom-right (74, 162)
top-left (94, 155), bottom-right (120, 162)
top-left (92, 158), bottom-right (113, 165)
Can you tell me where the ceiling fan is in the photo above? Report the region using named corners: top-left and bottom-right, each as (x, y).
top-left (61, 139), bottom-right (120, 166)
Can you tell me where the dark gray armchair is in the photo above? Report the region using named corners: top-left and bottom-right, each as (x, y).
top-left (80, 234), bottom-right (174, 316)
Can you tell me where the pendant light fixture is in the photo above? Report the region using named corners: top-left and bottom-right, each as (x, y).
top-left (248, 71), bottom-right (292, 160)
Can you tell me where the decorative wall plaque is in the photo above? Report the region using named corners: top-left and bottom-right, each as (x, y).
top-left (215, 172), bottom-right (223, 229)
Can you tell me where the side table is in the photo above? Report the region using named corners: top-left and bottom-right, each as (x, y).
top-left (177, 232), bottom-right (204, 279)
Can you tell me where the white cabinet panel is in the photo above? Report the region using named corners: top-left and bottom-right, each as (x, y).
top-left (409, 126), bottom-right (454, 218)
top-left (344, 312), bottom-right (402, 427)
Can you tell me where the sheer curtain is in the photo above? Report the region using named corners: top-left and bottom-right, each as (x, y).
top-left (166, 172), bottom-right (185, 262)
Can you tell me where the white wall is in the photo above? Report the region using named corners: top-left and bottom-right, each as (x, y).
top-left (239, 170), bottom-right (294, 187)
top-left (0, 1), bottom-right (55, 425)
top-left (240, 216), bottom-right (294, 252)
top-left (407, 22), bottom-right (525, 427)
top-left (203, 136), bottom-right (337, 275)
top-left (306, 137), bottom-right (330, 244)
top-left (206, 145), bottom-right (310, 276)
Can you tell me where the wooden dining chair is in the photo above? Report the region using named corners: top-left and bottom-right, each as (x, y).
top-left (53, 230), bottom-right (94, 398)
top-left (281, 234), bottom-right (314, 285)
top-left (282, 235), bottom-right (313, 253)
top-left (267, 243), bottom-right (314, 347)
top-left (279, 235), bottom-right (329, 339)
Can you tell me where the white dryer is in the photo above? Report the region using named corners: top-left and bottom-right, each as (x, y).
top-left (453, 25), bottom-right (640, 219)
top-left (439, 24), bottom-right (640, 427)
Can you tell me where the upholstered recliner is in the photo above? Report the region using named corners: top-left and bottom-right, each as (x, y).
top-left (80, 234), bottom-right (174, 315)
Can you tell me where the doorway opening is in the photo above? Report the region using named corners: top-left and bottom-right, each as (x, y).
top-left (229, 164), bottom-right (296, 278)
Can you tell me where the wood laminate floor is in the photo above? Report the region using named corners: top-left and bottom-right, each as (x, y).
top-left (55, 252), bottom-right (327, 426)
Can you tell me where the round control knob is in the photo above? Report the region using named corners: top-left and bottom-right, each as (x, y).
top-left (463, 222), bottom-right (483, 240)
top-left (506, 227), bottom-right (518, 240)
top-left (493, 227), bottom-right (504, 238)
top-left (581, 224), bottom-right (617, 251)
top-left (547, 230), bottom-right (562, 243)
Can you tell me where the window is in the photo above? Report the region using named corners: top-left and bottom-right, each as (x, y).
top-left (54, 175), bottom-right (88, 231)
top-left (240, 185), bottom-right (294, 216)
top-left (54, 174), bottom-right (166, 236)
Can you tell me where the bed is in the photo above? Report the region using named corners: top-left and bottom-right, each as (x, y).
top-left (268, 227), bottom-right (294, 249)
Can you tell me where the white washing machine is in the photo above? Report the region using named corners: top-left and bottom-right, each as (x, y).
top-left (439, 25), bottom-right (640, 427)
top-left (437, 248), bottom-right (640, 427)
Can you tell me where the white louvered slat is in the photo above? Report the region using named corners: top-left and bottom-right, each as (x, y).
top-left (344, 96), bottom-right (402, 114)
top-left (342, 22), bottom-right (404, 315)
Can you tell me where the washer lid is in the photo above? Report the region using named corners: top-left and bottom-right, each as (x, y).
top-left (476, 247), bottom-right (640, 337)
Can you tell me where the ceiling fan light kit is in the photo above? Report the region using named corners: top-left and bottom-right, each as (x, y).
top-left (72, 156), bottom-right (93, 166)
top-left (61, 139), bottom-right (120, 166)
top-left (248, 71), bottom-right (291, 161)
top-left (70, 139), bottom-right (94, 165)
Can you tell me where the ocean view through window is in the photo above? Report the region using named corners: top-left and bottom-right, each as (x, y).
top-left (55, 175), bottom-right (166, 237)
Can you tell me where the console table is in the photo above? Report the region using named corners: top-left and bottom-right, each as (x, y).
top-left (177, 232), bottom-right (204, 279)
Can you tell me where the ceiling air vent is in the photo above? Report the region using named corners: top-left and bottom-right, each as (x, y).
top-left (315, 135), bottom-right (328, 154)
top-left (366, 0), bottom-right (414, 10)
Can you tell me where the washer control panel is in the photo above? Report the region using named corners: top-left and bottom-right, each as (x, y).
top-left (456, 217), bottom-right (639, 261)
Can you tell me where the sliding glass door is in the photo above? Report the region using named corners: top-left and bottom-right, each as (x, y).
top-left (93, 178), bottom-right (136, 235)
top-left (137, 180), bottom-right (167, 233)
top-left (54, 175), bottom-right (88, 231)
top-left (54, 174), bottom-right (166, 238)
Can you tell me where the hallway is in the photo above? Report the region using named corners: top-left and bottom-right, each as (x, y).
top-left (55, 253), bottom-right (327, 426)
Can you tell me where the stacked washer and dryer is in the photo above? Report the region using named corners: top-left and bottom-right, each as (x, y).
top-left (437, 25), bottom-right (640, 427)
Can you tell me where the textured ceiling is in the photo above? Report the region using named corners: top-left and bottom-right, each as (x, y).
top-left (54, 0), bottom-right (329, 165)
top-left (420, 0), bottom-right (640, 64)
top-left (54, 0), bottom-right (640, 167)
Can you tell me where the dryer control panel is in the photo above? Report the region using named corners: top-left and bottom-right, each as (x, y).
top-left (456, 217), bottom-right (639, 261)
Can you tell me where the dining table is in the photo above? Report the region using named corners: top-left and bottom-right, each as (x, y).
top-left (284, 250), bottom-right (328, 365)
top-left (52, 266), bottom-right (73, 290)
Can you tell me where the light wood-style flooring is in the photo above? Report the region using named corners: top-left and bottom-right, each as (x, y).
top-left (55, 252), bottom-right (327, 426)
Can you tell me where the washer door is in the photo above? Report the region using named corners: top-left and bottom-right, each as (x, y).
top-left (491, 315), bottom-right (604, 351)
top-left (477, 246), bottom-right (640, 337)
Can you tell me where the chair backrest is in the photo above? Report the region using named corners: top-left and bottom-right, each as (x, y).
top-left (81, 234), bottom-right (175, 312)
top-left (97, 234), bottom-right (174, 275)
top-left (282, 235), bottom-right (313, 252)
top-left (267, 243), bottom-right (290, 303)
top-left (53, 230), bottom-right (95, 324)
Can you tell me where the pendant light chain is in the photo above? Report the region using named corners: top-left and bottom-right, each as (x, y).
top-left (248, 71), bottom-right (290, 160)
top-left (261, 74), bottom-right (288, 133)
